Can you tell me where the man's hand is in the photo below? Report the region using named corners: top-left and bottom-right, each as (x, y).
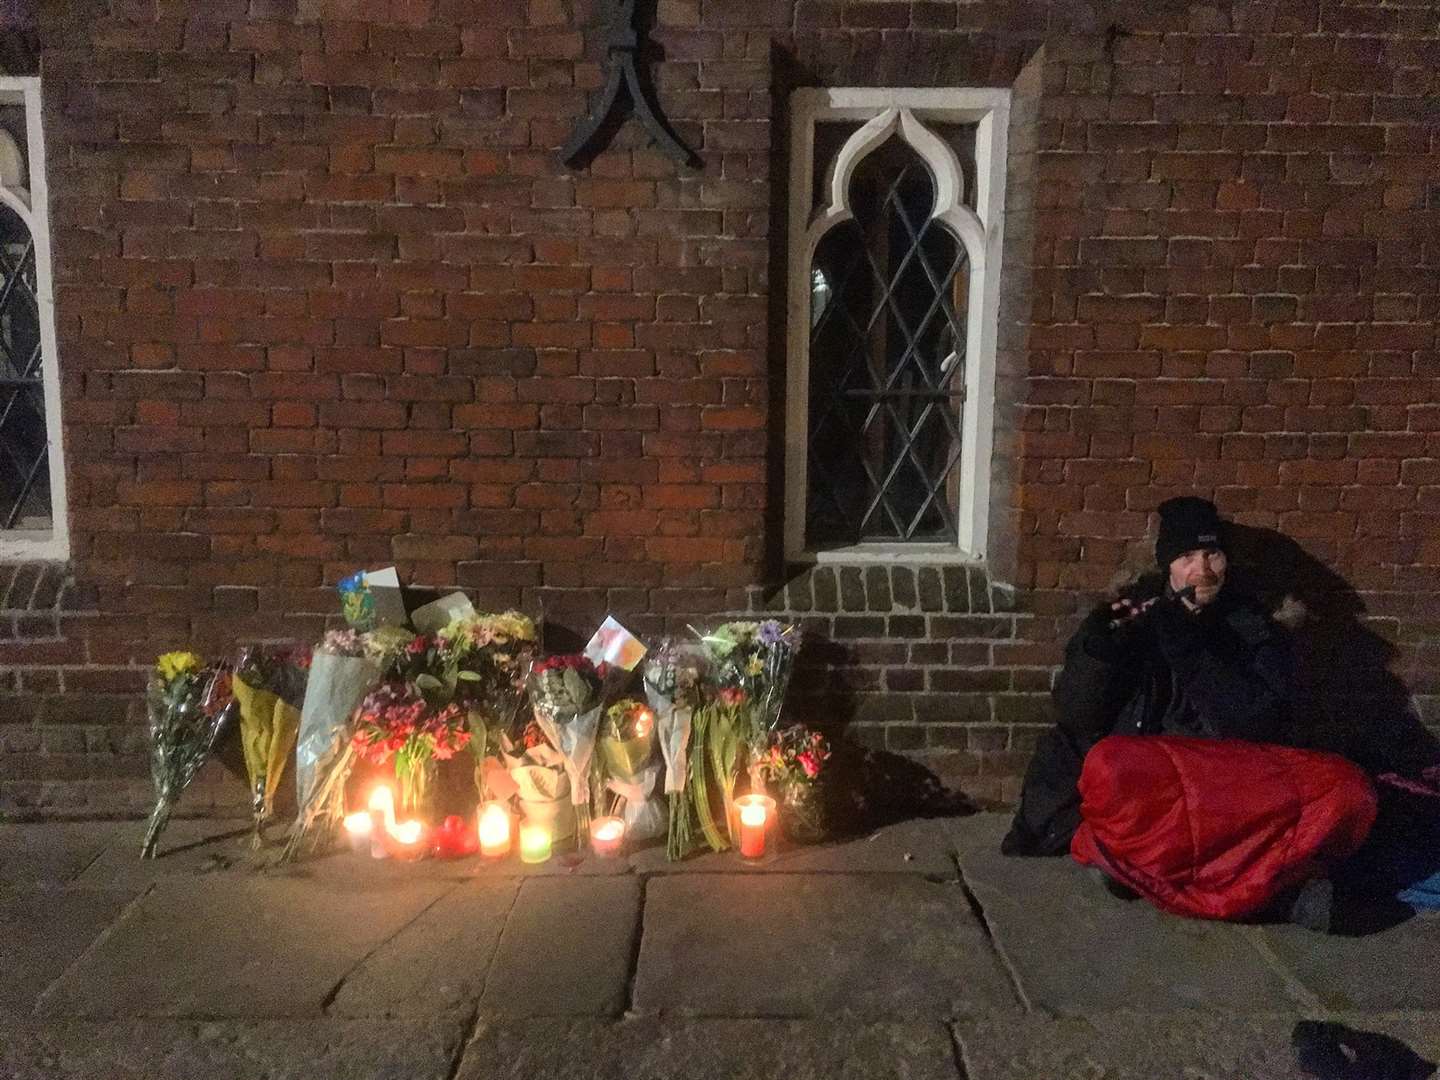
top-left (1107, 596), bottom-right (1157, 631)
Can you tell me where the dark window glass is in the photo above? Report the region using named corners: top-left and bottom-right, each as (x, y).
top-left (806, 137), bottom-right (968, 546)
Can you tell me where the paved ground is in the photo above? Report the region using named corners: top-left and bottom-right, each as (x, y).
top-left (0, 812), bottom-right (1436, 1079)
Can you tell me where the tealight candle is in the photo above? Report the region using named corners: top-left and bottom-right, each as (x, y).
top-left (478, 802), bottom-right (512, 860)
top-left (343, 811), bottom-right (372, 855)
top-left (367, 786), bottom-right (395, 860)
top-left (590, 815), bottom-right (625, 858)
top-left (519, 821), bottom-right (552, 864)
top-left (735, 794), bottom-right (774, 860)
top-left (387, 818), bottom-right (428, 861)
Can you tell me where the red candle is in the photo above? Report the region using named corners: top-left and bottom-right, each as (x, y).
top-left (735, 795), bottom-right (772, 860)
top-left (434, 814), bottom-right (478, 858)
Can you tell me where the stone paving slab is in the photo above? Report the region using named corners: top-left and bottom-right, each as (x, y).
top-left (37, 876), bottom-right (453, 1019)
top-left (1254, 913), bottom-right (1440, 1012)
top-left (455, 1016), bottom-right (962, 1080)
top-left (950, 814), bottom-right (1301, 1014)
top-left (0, 887), bottom-right (139, 1015)
top-left (955, 1009), bottom-right (1440, 1080)
top-left (479, 875), bottom-right (640, 1019)
top-left (329, 877), bottom-right (519, 1018)
top-left (0, 1016), bottom-right (466, 1080)
top-left (76, 819), bottom-right (255, 888)
top-left (628, 817), bottom-right (957, 880)
top-left (955, 1010), bottom-right (1309, 1080)
top-left (0, 821), bottom-right (127, 886)
top-left (634, 874), bottom-right (1017, 1019)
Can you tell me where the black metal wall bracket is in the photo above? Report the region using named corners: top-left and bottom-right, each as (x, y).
top-left (559, 0), bottom-right (701, 170)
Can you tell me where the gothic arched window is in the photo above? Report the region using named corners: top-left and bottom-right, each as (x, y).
top-left (786, 90), bottom-right (1009, 563)
top-left (0, 77), bottom-right (65, 559)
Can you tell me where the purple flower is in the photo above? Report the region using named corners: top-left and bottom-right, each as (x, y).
top-left (758, 620), bottom-right (785, 646)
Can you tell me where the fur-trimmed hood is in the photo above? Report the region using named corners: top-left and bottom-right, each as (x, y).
top-left (1105, 565), bottom-right (1308, 632)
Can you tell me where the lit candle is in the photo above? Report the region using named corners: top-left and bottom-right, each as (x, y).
top-left (590, 815), bottom-right (625, 858)
top-left (434, 814), bottom-right (478, 859)
top-left (478, 802), bottom-right (512, 859)
top-left (367, 786), bottom-right (395, 860)
top-left (735, 794), bottom-right (773, 860)
top-left (519, 821), bottom-right (552, 864)
top-left (343, 811), bottom-right (372, 855)
top-left (386, 818), bottom-right (428, 861)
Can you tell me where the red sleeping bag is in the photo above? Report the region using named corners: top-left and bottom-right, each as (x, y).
top-left (1071, 735), bottom-right (1378, 920)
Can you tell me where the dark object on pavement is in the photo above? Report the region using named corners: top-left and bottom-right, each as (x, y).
top-left (1285, 877), bottom-right (1334, 934)
top-left (1292, 1020), bottom-right (1437, 1080)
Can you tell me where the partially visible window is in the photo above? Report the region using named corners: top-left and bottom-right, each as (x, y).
top-left (0, 76), bottom-right (66, 560)
top-left (786, 89), bottom-right (1009, 563)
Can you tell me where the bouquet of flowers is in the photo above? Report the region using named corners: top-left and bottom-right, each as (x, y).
top-left (231, 643), bottom-right (311, 848)
top-left (759, 724), bottom-right (832, 844)
top-left (527, 654), bottom-right (606, 834)
top-left (500, 720), bottom-right (575, 841)
top-left (643, 640), bottom-right (707, 860)
top-left (281, 629), bottom-right (383, 861)
top-left (595, 697), bottom-right (665, 842)
top-left (694, 619), bottom-right (800, 786)
top-left (435, 611), bottom-right (538, 795)
top-left (141, 652), bottom-right (236, 859)
top-left (351, 682), bottom-right (470, 819)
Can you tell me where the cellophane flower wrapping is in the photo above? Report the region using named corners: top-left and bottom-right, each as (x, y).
top-left (526, 654), bottom-right (605, 826)
top-left (597, 698), bottom-right (666, 842)
top-left (142, 653), bottom-right (235, 858)
top-left (281, 630), bottom-right (381, 861)
top-left (231, 642), bottom-right (311, 845)
top-left (434, 611), bottom-right (538, 797)
top-left (296, 630), bottom-right (381, 811)
top-left (695, 620), bottom-right (800, 795)
top-left (501, 724), bottom-right (575, 840)
top-left (643, 640), bottom-right (706, 859)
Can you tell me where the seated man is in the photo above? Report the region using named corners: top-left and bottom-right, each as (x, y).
top-left (1002, 497), bottom-right (1376, 930)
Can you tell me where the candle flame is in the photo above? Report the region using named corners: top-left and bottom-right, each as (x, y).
top-left (739, 803), bottom-right (767, 827)
top-left (593, 818), bottom-right (624, 842)
top-left (634, 709), bottom-right (654, 739)
top-left (368, 785), bottom-right (396, 828)
top-left (388, 819), bottom-right (423, 845)
top-left (479, 803), bottom-right (510, 846)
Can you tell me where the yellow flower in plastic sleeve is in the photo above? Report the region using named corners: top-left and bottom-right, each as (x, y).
top-left (745, 656), bottom-right (764, 677)
top-left (156, 651), bottom-right (203, 683)
top-left (490, 612), bottom-right (537, 643)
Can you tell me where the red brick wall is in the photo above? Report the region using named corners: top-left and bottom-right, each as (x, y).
top-left (3, 0), bottom-right (1437, 814)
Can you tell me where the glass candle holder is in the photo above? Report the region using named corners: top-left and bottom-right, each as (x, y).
top-left (733, 794), bottom-right (776, 861)
top-left (386, 818), bottom-right (428, 862)
top-left (519, 821), bottom-right (552, 865)
top-left (343, 811), bottom-right (372, 856)
top-left (589, 815), bottom-right (625, 858)
top-left (478, 802), bottom-right (512, 860)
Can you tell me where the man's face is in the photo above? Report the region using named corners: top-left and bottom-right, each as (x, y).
top-left (1168, 547), bottom-right (1227, 607)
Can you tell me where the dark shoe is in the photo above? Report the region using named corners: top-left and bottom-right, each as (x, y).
top-left (1087, 865), bottom-right (1140, 901)
top-left (1288, 878), bottom-right (1334, 934)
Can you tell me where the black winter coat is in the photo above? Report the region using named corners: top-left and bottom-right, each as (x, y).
top-left (1001, 578), bottom-right (1296, 857)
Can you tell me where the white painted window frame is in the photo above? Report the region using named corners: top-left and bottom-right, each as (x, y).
top-left (785, 87), bottom-right (1009, 566)
top-left (0, 76), bottom-right (68, 562)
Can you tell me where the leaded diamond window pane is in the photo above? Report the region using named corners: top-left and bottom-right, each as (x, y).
top-left (806, 137), bottom-right (968, 547)
top-left (0, 200), bottom-right (48, 530)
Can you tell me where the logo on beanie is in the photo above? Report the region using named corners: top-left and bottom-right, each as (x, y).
top-left (1197, 533), bottom-right (1217, 544)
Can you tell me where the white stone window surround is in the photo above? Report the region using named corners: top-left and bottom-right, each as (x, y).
top-left (0, 76), bottom-right (68, 562)
top-left (785, 87), bottom-right (1010, 566)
